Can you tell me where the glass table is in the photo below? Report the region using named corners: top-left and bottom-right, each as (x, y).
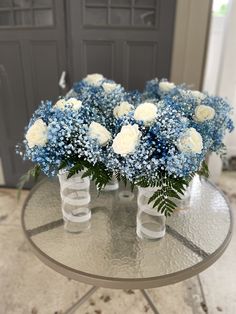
top-left (21, 176), bottom-right (233, 314)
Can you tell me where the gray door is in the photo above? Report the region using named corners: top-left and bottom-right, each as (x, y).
top-left (68, 0), bottom-right (176, 90)
top-left (0, 0), bottom-right (176, 187)
top-left (0, 0), bottom-right (67, 187)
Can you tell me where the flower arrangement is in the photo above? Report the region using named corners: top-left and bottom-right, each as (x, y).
top-left (17, 74), bottom-right (234, 216)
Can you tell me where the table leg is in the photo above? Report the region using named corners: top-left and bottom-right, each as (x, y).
top-left (140, 290), bottom-right (160, 314)
top-left (64, 286), bottom-right (99, 314)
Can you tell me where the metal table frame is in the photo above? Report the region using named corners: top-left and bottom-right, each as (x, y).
top-left (64, 286), bottom-right (160, 314)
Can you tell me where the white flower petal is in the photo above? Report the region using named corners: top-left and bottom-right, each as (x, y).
top-left (177, 128), bottom-right (203, 154)
top-left (112, 124), bottom-right (141, 156)
top-left (54, 99), bottom-right (66, 110)
top-left (159, 81), bottom-right (176, 92)
top-left (113, 101), bottom-right (133, 118)
top-left (26, 119), bottom-right (48, 148)
top-left (66, 98), bottom-right (82, 111)
top-left (191, 90), bottom-right (206, 100)
top-left (83, 73), bottom-right (104, 86)
top-left (102, 82), bottom-right (118, 93)
top-left (134, 102), bottom-right (157, 125)
top-left (88, 122), bottom-right (111, 146)
top-left (194, 105), bottom-right (215, 122)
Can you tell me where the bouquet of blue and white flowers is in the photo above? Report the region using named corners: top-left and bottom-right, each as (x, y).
top-left (17, 73), bottom-right (234, 216)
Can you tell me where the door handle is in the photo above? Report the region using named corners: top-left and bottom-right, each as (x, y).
top-left (59, 71), bottom-right (67, 89)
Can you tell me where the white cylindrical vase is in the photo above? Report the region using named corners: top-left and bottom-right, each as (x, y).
top-left (58, 170), bottom-right (91, 233)
top-left (136, 187), bottom-right (166, 239)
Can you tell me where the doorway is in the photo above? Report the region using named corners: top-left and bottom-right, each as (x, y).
top-left (68, 0), bottom-right (176, 90)
top-left (0, 0), bottom-right (176, 187)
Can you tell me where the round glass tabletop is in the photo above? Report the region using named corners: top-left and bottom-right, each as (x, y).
top-left (21, 176), bottom-right (232, 289)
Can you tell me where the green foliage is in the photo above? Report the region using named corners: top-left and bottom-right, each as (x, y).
top-left (63, 158), bottom-right (113, 191)
top-left (135, 163), bottom-right (209, 217)
top-left (136, 173), bottom-right (190, 217)
top-left (81, 162), bottom-right (113, 191)
top-left (114, 172), bottom-right (128, 186)
top-left (197, 160), bottom-right (209, 178)
top-left (17, 164), bottom-right (41, 199)
top-left (18, 158), bottom-right (210, 217)
top-left (216, 144), bottom-right (227, 159)
top-left (66, 159), bottom-right (90, 178)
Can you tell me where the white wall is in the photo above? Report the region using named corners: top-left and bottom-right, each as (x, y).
top-left (203, 16), bottom-right (226, 95)
top-left (171, 0), bottom-right (212, 90)
top-left (217, 0), bottom-right (236, 157)
top-left (204, 1), bottom-right (236, 158)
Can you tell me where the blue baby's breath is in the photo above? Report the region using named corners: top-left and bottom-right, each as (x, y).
top-left (17, 75), bottom-right (234, 181)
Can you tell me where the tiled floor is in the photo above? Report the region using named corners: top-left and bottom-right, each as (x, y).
top-left (0, 172), bottom-right (235, 314)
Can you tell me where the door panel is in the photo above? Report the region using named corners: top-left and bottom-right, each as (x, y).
top-left (83, 40), bottom-right (115, 78)
top-left (124, 41), bottom-right (158, 90)
top-left (0, 42), bottom-right (29, 136)
top-left (0, 65), bottom-right (31, 187)
top-left (0, 0), bottom-right (67, 187)
top-left (30, 40), bottom-right (61, 104)
top-left (69, 0), bottom-right (176, 89)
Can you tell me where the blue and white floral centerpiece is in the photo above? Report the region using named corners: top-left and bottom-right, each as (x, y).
top-left (17, 74), bottom-right (234, 236)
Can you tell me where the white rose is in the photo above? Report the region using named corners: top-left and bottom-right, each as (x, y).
top-left (66, 98), bottom-right (82, 111)
top-left (134, 102), bottom-right (157, 125)
top-left (88, 122), bottom-right (111, 146)
top-left (113, 101), bottom-right (133, 118)
top-left (194, 105), bottom-right (215, 122)
top-left (102, 82), bottom-right (118, 93)
top-left (112, 124), bottom-right (141, 156)
top-left (177, 128), bottom-right (203, 154)
top-left (159, 81), bottom-right (176, 92)
top-left (83, 73), bottom-right (104, 86)
top-left (54, 99), bottom-right (66, 110)
top-left (191, 90), bottom-right (206, 100)
top-left (54, 98), bottom-right (82, 111)
top-left (26, 119), bottom-right (48, 148)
